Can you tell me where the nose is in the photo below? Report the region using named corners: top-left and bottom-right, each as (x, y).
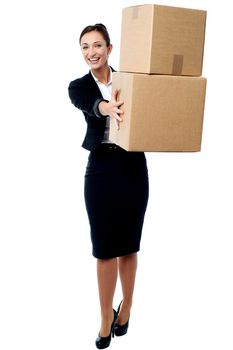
top-left (87, 46), bottom-right (96, 57)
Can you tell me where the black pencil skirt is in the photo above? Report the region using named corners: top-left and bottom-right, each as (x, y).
top-left (84, 144), bottom-right (149, 259)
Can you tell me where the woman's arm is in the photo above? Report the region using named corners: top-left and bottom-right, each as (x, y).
top-left (68, 79), bottom-right (101, 117)
top-left (98, 89), bottom-right (124, 129)
top-left (68, 78), bottom-right (124, 128)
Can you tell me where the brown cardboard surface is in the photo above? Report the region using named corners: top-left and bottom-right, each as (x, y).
top-left (119, 4), bottom-right (206, 76)
top-left (109, 72), bottom-right (207, 152)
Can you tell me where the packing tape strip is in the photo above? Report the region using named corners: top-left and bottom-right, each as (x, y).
top-left (172, 54), bottom-right (184, 75)
top-left (132, 6), bottom-right (139, 19)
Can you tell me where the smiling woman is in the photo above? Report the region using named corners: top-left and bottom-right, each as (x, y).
top-left (80, 25), bottom-right (112, 75)
top-left (68, 23), bottom-right (149, 349)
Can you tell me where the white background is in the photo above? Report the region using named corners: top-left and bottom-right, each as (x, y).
top-left (0, 0), bottom-right (233, 349)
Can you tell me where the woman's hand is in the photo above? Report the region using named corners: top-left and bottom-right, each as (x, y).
top-left (98, 89), bottom-right (124, 129)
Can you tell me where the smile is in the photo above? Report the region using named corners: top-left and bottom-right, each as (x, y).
top-left (89, 58), bottom-right (100, 64)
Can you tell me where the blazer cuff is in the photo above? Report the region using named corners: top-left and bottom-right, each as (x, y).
top-left (93, 98), bottom-right (109, 118)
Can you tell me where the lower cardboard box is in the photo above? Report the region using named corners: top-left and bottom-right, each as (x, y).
top-left (109, 72), bottom-right (207, 152)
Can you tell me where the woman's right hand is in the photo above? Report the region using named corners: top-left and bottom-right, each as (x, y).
top-left (98, 89), bottom-right (124, 129)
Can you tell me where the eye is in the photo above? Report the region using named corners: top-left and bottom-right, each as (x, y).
top-left (81, 45), bottom-right (88, 50)
top-left (95, 44), bottom-right (102, 48)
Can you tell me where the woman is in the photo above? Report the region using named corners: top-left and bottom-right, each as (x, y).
top-left (68, 23), bottom-right (149, 349)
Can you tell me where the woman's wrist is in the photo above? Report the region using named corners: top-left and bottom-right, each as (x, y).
top-left (93, 98), bottom-right (108, 118)
top-left (98, 100), bottom-right (109, 116)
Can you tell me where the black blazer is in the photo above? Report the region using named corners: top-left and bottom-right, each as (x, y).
top-left (68, 69), bottom-right (114, 151)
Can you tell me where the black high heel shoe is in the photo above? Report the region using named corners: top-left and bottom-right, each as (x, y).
top-left (95, 309), bottom-right (118, 349)
top-left (114, 301), bottom-right (129, 337)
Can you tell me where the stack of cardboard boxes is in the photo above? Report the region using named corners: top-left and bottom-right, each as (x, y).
top-left (109, 4), bottom-right (207, 151)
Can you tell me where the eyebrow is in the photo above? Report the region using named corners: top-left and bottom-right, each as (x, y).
top-left (81, 40), bottom-right (103, 46)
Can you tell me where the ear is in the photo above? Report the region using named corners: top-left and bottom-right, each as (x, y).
top-left (107, 44), bottom-right (113, 55)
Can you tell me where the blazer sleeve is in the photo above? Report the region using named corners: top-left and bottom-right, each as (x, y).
top-left (68, 76), bottom-right (108, 119)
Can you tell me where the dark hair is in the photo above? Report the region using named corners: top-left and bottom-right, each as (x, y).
top-left (79, 23), bottom-right (111, 46)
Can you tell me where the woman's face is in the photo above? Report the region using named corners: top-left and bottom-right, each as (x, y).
top-left (80, 30), bottom-right (112, 70)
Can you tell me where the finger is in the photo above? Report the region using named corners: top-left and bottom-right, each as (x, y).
top-left (112, 89), bottom-right (119, 101)
top-left (110, 111), bottom-right (122, 122)
top-left (113, 107), bottom-right (123, 115)
top-left (113, 118), bottom-right (120, 130)
top-left (113, 112), bottom-right (122, 121)
top-left (116, 100), bottom-right (124, 108)
top-left (115, 89), bottom-right (121, 101)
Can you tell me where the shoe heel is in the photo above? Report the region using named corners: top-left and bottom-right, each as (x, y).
top-left (95, 309), bottom-right (117, 349)
top-left (114, 301), bottom-right (130, 337)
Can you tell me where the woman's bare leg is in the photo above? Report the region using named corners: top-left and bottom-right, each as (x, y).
top-left (97, 258), bottom-right (118, 336)
top-left (118, 253), bottom-right (138, 324)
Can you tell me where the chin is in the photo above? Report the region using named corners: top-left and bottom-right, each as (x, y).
top-left (91, 65), bottom-right (102, 70)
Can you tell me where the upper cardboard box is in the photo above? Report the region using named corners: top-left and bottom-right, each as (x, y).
top-left (119, 4), bottom-right (206, 76)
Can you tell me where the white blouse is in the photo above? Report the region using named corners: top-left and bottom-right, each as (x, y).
top-left (91, 69), bottom-right (112, 143)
